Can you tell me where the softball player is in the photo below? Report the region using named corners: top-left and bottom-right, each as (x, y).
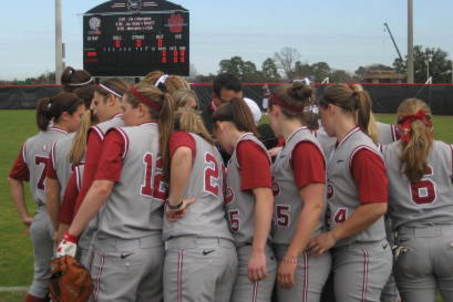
top-left (309, 84), bottom-right (392, 302)
top-left (8, 93), bottom-right (85, 302)
top-left (163, 109), bottom-right (237, 302)
top-left (60, 66), bottom-right (93, 93)
top-left (212, 99), bottom-right (276, 302)
top-left (382, 98), bottom-right (453, 302)
top-left (267, 82), bottom-right (331, 302)
top-left (57, 84), bottom-right (174, 301)
top-left (73, 79), bottom-right (128, 214)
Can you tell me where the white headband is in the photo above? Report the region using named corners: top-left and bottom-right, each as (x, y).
top-left (154, 74), bottom-right (169, 87)
top-left (99, 83), bottom-right (122, 98)
top-left (67, 77), bottom-right (94, 87)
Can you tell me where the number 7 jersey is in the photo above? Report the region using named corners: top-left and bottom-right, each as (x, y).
top-left (382, 140), bottom-right (453, 230)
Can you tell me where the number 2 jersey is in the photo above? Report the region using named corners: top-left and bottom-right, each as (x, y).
top-left (9, 127), bottom-right (69, 205)
top-left (162, 132), bottom-right (233, 242)
top-left (382, 140), bottom-right (453, 230)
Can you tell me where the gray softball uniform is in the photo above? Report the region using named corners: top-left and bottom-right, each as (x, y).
top-left (163, 132), bottom-right (237, 302)
top-left (21, 127), bottom-right (69, 298)
top-left (383, 140), bottom-right (453, 302)
top-left (327, 127), bottom-right (392, 302)
top-left (49, 132), bottom-right (75, 200)
top-left (272, 127), bottom-right (331, 302)
top-left (225, 133), bottom-right (277, 302)
top-left (90, 123), bottom-right (164, 302)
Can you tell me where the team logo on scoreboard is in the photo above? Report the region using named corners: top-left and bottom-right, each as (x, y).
top-left (167, 14), bottom-right (185, 33)
top-left (127, 0), bottom-right (143, 11)
top-left (88, 17), bottom-right (101, 34)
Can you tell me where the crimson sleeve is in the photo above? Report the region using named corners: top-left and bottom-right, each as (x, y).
top-left (46, 143), bottom-right (58, 179)
top-left (236, 140), bottom-right (272, 191)
top-left (351, 148), bottom-right (388, 204)
top-left (74, 129), bottom-right (103, 212)
top-left (169, 131), bottom-right (196, 159)
top-left (291, 141), bottom-right (326, 188)
top-left (58, 172), bottom-right (78, 225)
top-left (94, 129), bottom-right (126, 182)
top-left (9, 145), bottom-right (30, 181)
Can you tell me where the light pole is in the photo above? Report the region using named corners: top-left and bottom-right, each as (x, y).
top-left (407, 0), bottom-right (414, 83)
top-left (55, 0), bottom-right (64, 84)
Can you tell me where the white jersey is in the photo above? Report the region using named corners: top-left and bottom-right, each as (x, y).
top-left (377, 122), bottom-right (398, 145)
top-left (96, 123), bottom-right (164, 240)
top-left (22, 127), bottom-right (69, 205)
top-left (50, 133), bottom-right (75, 200)
top-left (383, 140), bottom-right (453, 230)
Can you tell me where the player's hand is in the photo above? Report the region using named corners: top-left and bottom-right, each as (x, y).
top-left (268, 147), bottom-right (282, 158)
top-left (248, 250), bottom-right (268, 282)
top-left (165, 198), bottom-right (196, 222)
top-left (56, 232), bottom-right (78, 258)
top-left (277, 256), bottom-right (297, 288)
top-left (22, 216), bottom-right (33, 227)
top-left (308, 232), bottom-right (336, 256)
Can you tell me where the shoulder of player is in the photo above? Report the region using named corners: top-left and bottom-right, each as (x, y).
top-left (348, 144), bottom-right (382, 170)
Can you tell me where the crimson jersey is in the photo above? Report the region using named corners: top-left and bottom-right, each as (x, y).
top-left (163, 132), bottom-right (233, 242)
top-left (10, 127), bottom-right (69, 204)
top-left (383, 140), bottom-right (453, 230)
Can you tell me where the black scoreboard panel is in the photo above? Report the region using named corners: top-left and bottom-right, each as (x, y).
top-left (83, 2), bottom-right (189, 77)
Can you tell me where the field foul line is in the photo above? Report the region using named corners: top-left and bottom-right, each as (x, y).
top-left (0, 286), bottom-right (28, 292)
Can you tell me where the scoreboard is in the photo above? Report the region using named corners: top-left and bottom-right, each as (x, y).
top-left (83, 0), bottom-right (189, 77)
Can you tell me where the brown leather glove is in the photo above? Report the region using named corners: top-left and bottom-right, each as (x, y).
top-left (49, 255), bottom-right (93, 302)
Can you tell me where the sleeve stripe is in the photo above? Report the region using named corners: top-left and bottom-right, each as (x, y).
top-left (21, 143), bottom-right (27, 163)
top-left (51, 142), bottom-right (57, 169)
top-left (114, 127), bottom-right (129, 159)
top-left (75, 167), bottom-right (82, 191)
top-left (348, 145), bottom-right (380, 172)
top-left (91, 126), bottom-right (104, 141)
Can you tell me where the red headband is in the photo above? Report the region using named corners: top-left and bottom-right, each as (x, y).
top-left (270, 95), bottom-right (304, 113)
top-left (398, 110), bottom-right (432, 143)
top-left (129, 86), bottom-right (162, 111)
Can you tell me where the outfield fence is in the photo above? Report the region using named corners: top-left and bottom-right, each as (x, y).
top-left (1, 83), bottom-right (453, 114)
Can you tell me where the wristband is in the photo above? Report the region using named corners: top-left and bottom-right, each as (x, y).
top-left (63, 232), bottom-right (78, 244)
top-left (167, 200), bottom-right (184, 210)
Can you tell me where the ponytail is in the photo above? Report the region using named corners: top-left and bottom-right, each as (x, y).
top-left (354, 90), bottom-right (372, 138)
top-left (212, 98), bottom-right (258, 136)
top-left (69, 110), bottom-right (93, 165)
top-left (36, 93), bottom-right (84, 131)
top-left (397, 98), bottom-right (433, 183)
top-left (159, 93), bottom-right (176, 181)
top-left (36, 97), bottom-right (53, 131)
top-left (175, 109), bottom-right (214, 145)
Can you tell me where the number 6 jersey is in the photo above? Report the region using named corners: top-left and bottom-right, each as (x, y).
top-left (382, 140), bottom-right (453, 230)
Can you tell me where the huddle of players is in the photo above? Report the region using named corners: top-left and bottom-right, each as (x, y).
top-left (8, 68), bottom-right (453, 302)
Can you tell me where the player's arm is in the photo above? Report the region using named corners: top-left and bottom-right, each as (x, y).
top-left (8, 146), bottom-right (32, 226)
top-left (166, 132), bottom-right (197, 220)
top-left (309, 149), bottom-right (388, 255)
top-left (237, 141), bottom-right (274, 282)
top-left (45, 144), bottom-right (61, 230)
top-left (279, 142), bottom-right (325, 288)
top-left (56, 171), bottom-right (79, 242)
top-left (67, 130), bottom-right (124, 238)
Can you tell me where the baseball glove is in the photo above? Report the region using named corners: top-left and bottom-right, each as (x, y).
top-left (49, 255), bottom-right (93, 302)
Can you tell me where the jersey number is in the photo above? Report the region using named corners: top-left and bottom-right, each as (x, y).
top-left (35, 156), bottom-right (49, 190)
top-left (228, 209), bottom-right (240, 232)
top-left (410, 180), bottom-right (436, 204)
top-left (275, 205), bottom-right (290, 227)
top-left (141, 153), bottom-right (167, 200)
top-left (334, 208), bottom-right (347, 224)
top-left (204, 153), bottom-right (219, 195)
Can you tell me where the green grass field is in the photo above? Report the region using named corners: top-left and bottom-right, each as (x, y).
top-left (0, 110), bottom-right (450, 302)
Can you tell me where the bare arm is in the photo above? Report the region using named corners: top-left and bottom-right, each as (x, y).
top-left (168, 147), bottom-right (193, 206)
top-left (252, 188), bottom-right (274, 253)
top-left (45, 177), bottom-right (60, 230)
top-left (68, 180), bottom-right (113, 237)
top-left (8, 177), bottom-right (33, 226)
top-left (286, 183), bottom-right (325, 258)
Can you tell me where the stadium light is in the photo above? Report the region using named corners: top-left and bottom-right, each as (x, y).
top-left (407, 0), bottom-right (414, 83)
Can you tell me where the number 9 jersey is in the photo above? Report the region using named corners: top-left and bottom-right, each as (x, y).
top-left (382, 140), bottom-right (453, 230)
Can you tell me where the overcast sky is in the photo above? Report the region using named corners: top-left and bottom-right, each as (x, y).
top-left (1, 0), bottom-right (452, 80)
